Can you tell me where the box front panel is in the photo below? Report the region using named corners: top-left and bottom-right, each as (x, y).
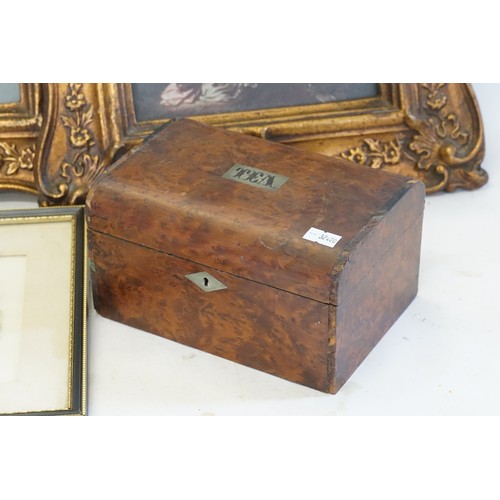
top-left (89, 231), bottom-right (331, 392)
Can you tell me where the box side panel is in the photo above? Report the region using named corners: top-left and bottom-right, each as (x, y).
top-left (88, 230), bottom-right (330, 392)
top-left (332, 208), bottom-right (424, 393)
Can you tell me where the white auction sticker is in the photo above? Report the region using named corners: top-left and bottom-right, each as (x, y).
top-left (303, 227), bottom-right (342, 248)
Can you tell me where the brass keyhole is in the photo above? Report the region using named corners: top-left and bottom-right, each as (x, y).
top-left (185, 272), bottom-right (227, 292)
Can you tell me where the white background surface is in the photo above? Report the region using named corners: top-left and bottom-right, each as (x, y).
top-left (1, 84), bottom-right (499, 416)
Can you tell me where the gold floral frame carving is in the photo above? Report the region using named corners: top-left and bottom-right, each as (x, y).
top-left (0, 83), bottom-right (487, 206)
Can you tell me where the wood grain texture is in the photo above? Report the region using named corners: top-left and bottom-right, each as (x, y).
top-left (87, 119), bottom-right (413, 305)
top-left (87, 119), bottom-right (425, 394)
top-left (332, 183), bottom-right (425, 391)
top-left (89, 230), bottom-right (332, 391)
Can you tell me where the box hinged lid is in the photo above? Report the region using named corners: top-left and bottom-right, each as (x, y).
top-left (86, 119), bottom-right (424, 306)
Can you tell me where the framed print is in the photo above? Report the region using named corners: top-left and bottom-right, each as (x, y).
top-left (0, 84), bottom-right (488, 205)
top-left (0, 206), bottom-right (86, 415)
top-left (130, 83), bottom-right (380, 121)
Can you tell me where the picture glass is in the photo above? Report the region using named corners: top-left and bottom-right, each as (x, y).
top-left (0, 219), bottom-right (74, 414)
top-left (132, 83), bottom-right (380, 122)
top-left (0, 83), bottom-right (21, 104)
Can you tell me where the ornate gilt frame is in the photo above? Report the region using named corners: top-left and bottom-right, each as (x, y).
top-left (0, 83), bottom-right (42, 195)
top-left (0, 83), bottom-right (488, 206)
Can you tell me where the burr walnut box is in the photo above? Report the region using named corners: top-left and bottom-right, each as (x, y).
top-left (86, 119), bottom-right (425, 394)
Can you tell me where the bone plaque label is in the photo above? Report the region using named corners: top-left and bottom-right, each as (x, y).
top-left (223, 164), bottom-right (289, 191)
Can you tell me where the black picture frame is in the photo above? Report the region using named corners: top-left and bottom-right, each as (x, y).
top-left (0, 206), bottom-right (87, 416)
